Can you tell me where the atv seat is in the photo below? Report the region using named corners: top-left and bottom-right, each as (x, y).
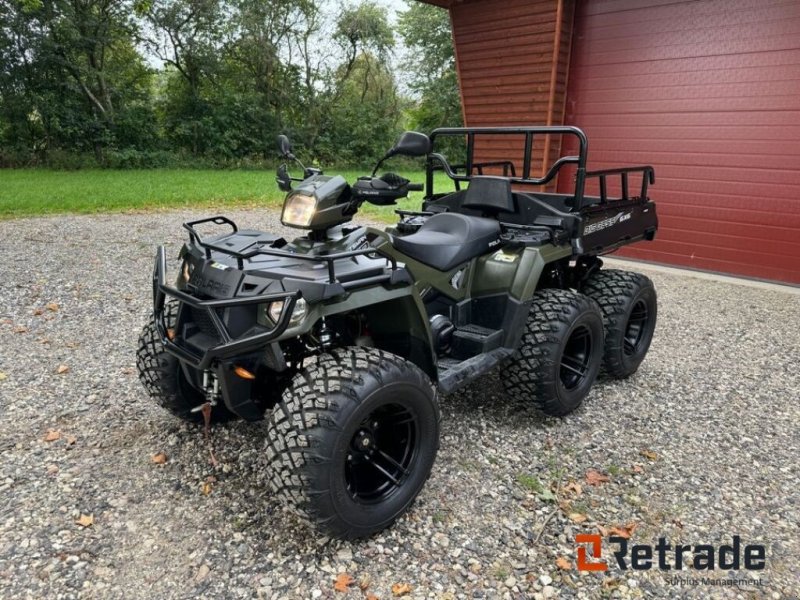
top-left (392, 213), bottom-right (501, 272)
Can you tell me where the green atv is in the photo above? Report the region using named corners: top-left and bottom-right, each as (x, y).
top-left (137, 126), bottom-right (658, 539)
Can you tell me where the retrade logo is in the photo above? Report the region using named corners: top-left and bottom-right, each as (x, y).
top-left (576, 534), bottom-right (606, 571)
top-left (575, 535), bottom-right (766, 572)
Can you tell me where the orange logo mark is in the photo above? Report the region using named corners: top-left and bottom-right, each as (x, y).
top-left (576, 534), bottom-right (607, 571)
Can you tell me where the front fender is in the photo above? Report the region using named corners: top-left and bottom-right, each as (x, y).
top-left (277, 283), bottom-right (436, 381)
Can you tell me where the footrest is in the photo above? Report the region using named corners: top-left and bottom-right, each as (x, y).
top-left (436, 347), bottom-right (513, 394)
top-left (450, 324), bottom-right (503, 360)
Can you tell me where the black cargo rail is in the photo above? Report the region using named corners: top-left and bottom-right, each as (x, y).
top-left (182, 216), bottom-right (399, 282)
top-left (426, 127), bottom-right (656, 212)
top-left (152, 246), bottom-right (300, 369)
top-left (443, 160), bottom-right (518, 178)
top-left (427, 126), bottom-right (590, 209)
top-left (585, 165), bottom-right (655, 206)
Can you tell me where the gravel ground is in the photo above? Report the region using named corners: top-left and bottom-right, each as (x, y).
top-left (0, 208), bottom-right (798, 600)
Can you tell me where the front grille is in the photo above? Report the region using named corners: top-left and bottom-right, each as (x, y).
top-left (190, 306), bottom-right (221, 340)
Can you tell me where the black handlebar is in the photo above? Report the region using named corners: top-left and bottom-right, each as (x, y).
top-left (378, 172), bottom-right (408, 188)
top-left (351, 172), bottom-right (423, 205)
top-left (378, 173), bottom-right (423, 192)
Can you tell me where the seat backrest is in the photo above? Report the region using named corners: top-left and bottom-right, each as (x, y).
top-left (461, 176), bottom-right (515, 215)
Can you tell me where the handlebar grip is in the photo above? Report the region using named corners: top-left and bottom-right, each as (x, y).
top-left (407, 183), bottom-right (424, 192)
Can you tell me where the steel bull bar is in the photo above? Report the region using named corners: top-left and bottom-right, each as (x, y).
top-left (151, 246), bottom-right (299, 370)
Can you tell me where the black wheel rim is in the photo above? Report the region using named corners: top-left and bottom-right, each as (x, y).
top-left (624, 299), bottom-right (649, 357)
top-left (345, 403), bottom-right (418, 504)
top-left (560, 325), bottom-right (592, 391)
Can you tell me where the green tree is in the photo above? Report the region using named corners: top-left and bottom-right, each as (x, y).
top-left (315, 51), bottom-right (402, 165)
top-left (0, 0), bottom-right (414, 167)
top-left (334, 2), bottom-right (393, 80)
top-left (222, 0), bottom-right (319, 156)
top-left (139, 0), bottom-right (228, 155)
top-left (0, 1), bottom-right (51, 161)
top-left (1, 0), bottom-right (154, 162)
top-left (307, 2), bottom-right (400, 165)
top-left (398, 1), bottom-right (462, 139)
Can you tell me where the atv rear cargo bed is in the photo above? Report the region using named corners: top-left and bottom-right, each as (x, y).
top-left (418, 126), bottom-right (657, 258)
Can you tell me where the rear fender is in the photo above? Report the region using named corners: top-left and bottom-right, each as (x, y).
top-left (511, 245), bottom-right (572, 301)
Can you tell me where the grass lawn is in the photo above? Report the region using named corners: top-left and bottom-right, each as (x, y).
top-left (0, 168), bottom-right (454, 222)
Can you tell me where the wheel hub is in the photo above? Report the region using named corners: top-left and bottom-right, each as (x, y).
top-left (624, 299), bottom-right (649, 356)
top-left (344, 404), bottom-right (418, 504)
top-left (560, 324), bottom-right (592, 391)
top-left (352, 429), bottom-right (376, 454)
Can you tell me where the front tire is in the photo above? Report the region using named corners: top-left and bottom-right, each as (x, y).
top-left (502, 289), bottom-right (604, 417)
top-left (266, 347), bottom-right (440, 540)
top-left (136, 302), bottom-right (234, 422)
top-left (582, 269), bottom-right (657, 378)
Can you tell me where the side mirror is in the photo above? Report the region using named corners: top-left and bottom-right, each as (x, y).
top-left (276, 163), bottom-right (292, 192)
top-left (390, 131), bottom-right (432, 158)
top-left (277, 134), bottom-right (294, 159)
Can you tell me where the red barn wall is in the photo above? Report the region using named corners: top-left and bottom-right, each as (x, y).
top-left (560, 0), bottom-right (800, 284)
top-left (424, 0), bottom-right (800, 283)
top-left (448, 0), bottom-right (575, 187)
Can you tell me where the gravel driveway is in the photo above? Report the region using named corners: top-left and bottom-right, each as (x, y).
top-left (0, 209), bottom-right (798, 600)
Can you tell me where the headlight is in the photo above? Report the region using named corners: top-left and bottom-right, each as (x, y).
top-left (180, 259), bottom-right (195, 284)
top-left (266, 297), bottom-right (307, 326)
top-left (267, 301), bottom-right (283, 323)
top-left (281, 194), bottom-right (317, 228)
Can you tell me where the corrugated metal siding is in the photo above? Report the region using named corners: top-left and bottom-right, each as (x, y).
top-left (448, 0), bottom-right (573, 185)
top-left (562, 0), bottom-right (800, 284)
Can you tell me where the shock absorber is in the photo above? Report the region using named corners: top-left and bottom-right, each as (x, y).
top-left (192, 369), bottom-right (220, 412)
top-left (317, 317), bottom-right (334, 350)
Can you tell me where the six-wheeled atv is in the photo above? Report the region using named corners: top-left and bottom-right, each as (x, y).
top-left (137, 126), bottom-right (659, 539)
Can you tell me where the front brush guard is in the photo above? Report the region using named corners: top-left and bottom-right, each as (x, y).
top-left (152, 246), bottom-right (299, 370)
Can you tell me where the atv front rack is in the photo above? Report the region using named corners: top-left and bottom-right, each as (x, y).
top-left (152, 246), bottom-right (300, 369)
top-left (182, 216), bottom-right (401, 285)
